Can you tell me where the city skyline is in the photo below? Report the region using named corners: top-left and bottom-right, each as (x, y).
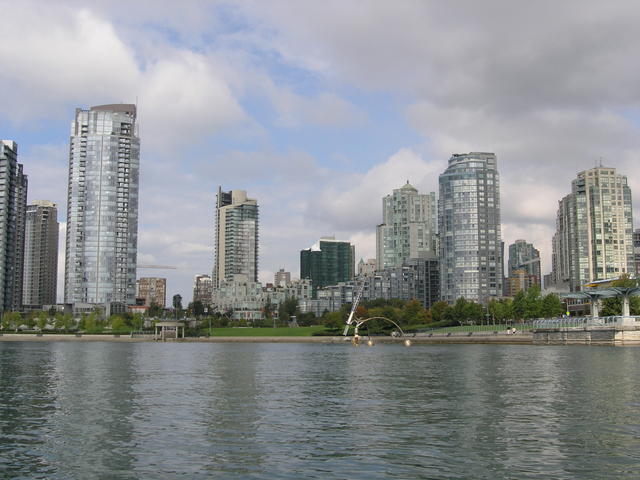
top-left (2, 2), bottom-right (640, 302)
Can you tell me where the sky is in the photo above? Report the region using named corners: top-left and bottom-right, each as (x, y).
top-left (1, 0), bottom-right (640, 305)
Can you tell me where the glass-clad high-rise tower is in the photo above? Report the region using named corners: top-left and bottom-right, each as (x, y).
top-left (213, 188), bottom-right (259, 289)
top-left (551, 166), bottom-right (633, 291)
top-left (439, 152), bottom-right (502, 303)
top-left (0, 140), bottom-right (28, 313)
top-left (65, 104), bottom-right (140, 305)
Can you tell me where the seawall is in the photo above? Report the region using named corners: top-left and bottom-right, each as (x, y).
top-left (533, 327), bottom-right (640, 346)
top-left (0, 332), bottom-right (533, 345)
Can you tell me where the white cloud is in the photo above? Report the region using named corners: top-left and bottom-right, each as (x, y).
top-left (308, 148), bottom-right (445, 231)
top-left (0, 3), bottom-right (246, 153)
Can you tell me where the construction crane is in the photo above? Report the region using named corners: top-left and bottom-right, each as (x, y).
top-left (137, 265), bottom-right (177, 270)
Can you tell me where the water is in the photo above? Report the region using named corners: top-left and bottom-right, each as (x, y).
top-left (1, 342), bottom-right (638, 479)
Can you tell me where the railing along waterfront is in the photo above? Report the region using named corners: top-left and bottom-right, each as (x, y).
top-left (533, 316), bottom-right (640, 329)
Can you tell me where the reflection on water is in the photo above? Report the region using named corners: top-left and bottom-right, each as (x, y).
top-left (0, 342), bottom-right (639, 479)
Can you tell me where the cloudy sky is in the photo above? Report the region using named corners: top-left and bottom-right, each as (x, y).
top-left (2, 1), bottom-right (639, 305)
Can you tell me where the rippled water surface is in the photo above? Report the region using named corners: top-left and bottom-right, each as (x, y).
top-left (1, 342), bottom-right (639, 479)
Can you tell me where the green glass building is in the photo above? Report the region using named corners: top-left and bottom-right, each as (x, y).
top-left (300, 237), bottom-right (355, 297)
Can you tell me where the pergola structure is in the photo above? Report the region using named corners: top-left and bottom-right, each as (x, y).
top-left (155, 321), bottom-right (186, 340)
top-left (565, 287), bottom-right (640, 325)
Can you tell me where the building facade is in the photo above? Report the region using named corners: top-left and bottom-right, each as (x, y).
top-left (136, 277), bottom-right (166, 307)
top-left (634, 229), bottom-right (640, 277)
top-left (551, 194), bottom-right (574, 291)
top-left (506, 269), bottom-right (538, 297)
top-left (23, 201), bottom-right (58, 308)
top-left (193, 274), bottom-right (213, 306)
top-left (300, 258), bottom-right (439, 315)
top-left (300, 237), bottom-right (355, 297)
top-left (0, 140), bottom-right (28, 313)
top-left (507, 239), bottom-right (541, 285)
top-left (65, 104), bottom-right (140, 305)
top-left (439, 152), bottom-right (503, 303)
top-left (274, 268), bottom-right (291, 287)
top-left (357, 258), bottom-right (377, 277)
top-left (376, 182), bottom-right (437, 269)
top-left (213, 188), bottom-right (259, 289)
top-left (551, 167), bottom-right (634, 291)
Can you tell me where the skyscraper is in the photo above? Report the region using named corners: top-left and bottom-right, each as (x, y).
top-left (23, 201), bottom-right (59, 307)
top-left (634, 229), bottom-right (640, 277)
top-left (213, 188), bottom-right (259, 289)
top-left (300, 237), bottom-right (355, 297)
top-left (550, 194), bottom-right (573, 290)
top-left (507, 239), bottom-right (541, 285)
top-left (65, 104), bottom-right (140, 305)
top-left (0, 140), bottom-right (28, 313)
top-left (376, 182), bottom-right (437, 269)
top-left (439, 152), bottom-right (502, 303)
top-left (551, 166), bottom-right (633, 291)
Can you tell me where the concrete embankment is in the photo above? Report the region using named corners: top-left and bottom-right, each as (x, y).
top-left (533, 327), bottom-right (640, 346)
top-left (0, 332), bottom-right (533, 345)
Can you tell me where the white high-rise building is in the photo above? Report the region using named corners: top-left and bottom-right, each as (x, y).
top-left (65, 104), bottom-right (140, 305)
top-left (552, 166), bottom-right (634, 291)
top-left (213, 188), bottom-right (259, 289)
top-left (439, 152), bottom-right (502, 303)
top-left (376, 182), bottom-right (437, 269)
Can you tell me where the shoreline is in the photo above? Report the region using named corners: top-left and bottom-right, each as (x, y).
top-left (0, 332), bottom-right (534, 345)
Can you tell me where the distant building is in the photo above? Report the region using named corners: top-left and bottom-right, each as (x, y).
top-left (507, 239), bottom-right (541, 286)
top-left (193, 274), bottom-right (213, 306)
top-left (65, 104), bottom-right (140, 305)
top-left (136, 277), bottom-right (167, 307)
top-left (634, 229), bottom-right (640, 277)
top-left (376, 182), bottom-right (437, 269)
top-left (552, 166), bottom-right (634, 291)
top-left (506, 269), bottom-right (537, 297)
top-left (357, 258), bottom-right (377, 277)
top-left (23, 201), bottom-right (59, 308)
top-left (212, 275), bottom-right (265, 321)
top-left (439, 152), bottom-right (503, 303)
top-left (213, 188), bottom-right (258, 288)
top-left (299, 257), bottom-right (439, 316)
top-left (274, 268), bottom-right (291, 287)
top-left (300, 237), bottom-right (355, 297)
top-left (0, 140), bottom-right (28, 313)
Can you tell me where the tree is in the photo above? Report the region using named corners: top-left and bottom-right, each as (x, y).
top-left (37, 311), bottom-right (48, 330)
top-left (540, 294), bottom-right (564, 318)
top-left (323, 311), bottom-right (344, 331)
top-left (173, 294), bottom-right (183, 319)
top-left (523, 285), bottom-right (542, 320)
top-left (1, 312), bottom-right (21, 331)
top-left (278, 298), bottom-right (298, 324)
top-left (191, 300), bottom-right (205, 317)
top-left (401, 299), bottom-right (427, 325)
top-left (110, 316), bottom-right (127, 332)
top-left (147, 302), bottom-right (163, 318)
top-left (430, 301), bottom-right (449, 323)
top-left (512, 290), bottom-right (526, 320)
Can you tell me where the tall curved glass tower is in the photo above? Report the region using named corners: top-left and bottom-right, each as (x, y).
top-left (439, 152), bottom-right (502, 303)
top-left (64, 104), bottom-right (140, 305)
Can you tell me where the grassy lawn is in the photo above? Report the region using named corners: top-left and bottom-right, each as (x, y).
top-left (207, 326), bottom-right (327, 337)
